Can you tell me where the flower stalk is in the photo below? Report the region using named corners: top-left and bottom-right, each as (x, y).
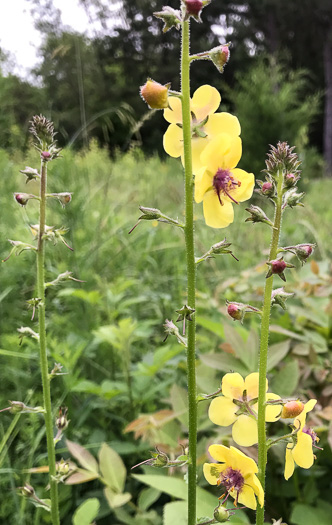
top-left (181, 18), bottom-right (197, 525)
top-left (256, 170), bottom-right (283, 525)
top-left (37, 157), bottom-right (60, 525)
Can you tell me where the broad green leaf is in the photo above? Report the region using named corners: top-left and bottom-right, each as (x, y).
top-left (71, 380), bottom-right (101, 395)
top-left (72, 498), bottom-right (100, 525)
top-left (163, 501), bottom-right (187, 525)
top-left (138, 487), bottom-right (161, 511)
top-left (270, 360), bottom-right (299, 396)
top-left (290, 502), bottom-right (332, 525)
top-left (66, 440), bottom-right (99, 473)
top-left (99, 442), bottom-right (126, 492)
top-left (200, 353), bottom-right (249, 376)
top-left (169, 384), bottom-right (188, 428)
top-left (267, 340), bottom-right (291, 371)
top-left (224, 325), bottom-right (249, 368)
top-left (244, 329), bottom-right (259, 371)
top-left (196, 317), bottom-right (225, 338)
top-left (270, 325), bottom-right (306, 341)
top-left (104, 487), bottom-right (131, 509)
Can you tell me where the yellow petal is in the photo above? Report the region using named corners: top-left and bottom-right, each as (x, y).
top-left (304, 399), bottom-right (317, 414)
top-left (194, 168), bottom-right (212, 203)
top-left (232, 415), bottom-right (258, 446)
top-left (204, 112), bottom-right (241, 138)
top-left (229, 446), bottom-right (258, 474)
top-left (192, 138), bottom-right (209, 174)
top-left (208, 444), bottom-right (231, 464)
top-left (191, 85), bottom-right (221, 121)
top-left (227, 169), bottom-right (255, 203)
top-left (203, 462), bottom-right (226, 485)
top-left (246, 473), bottom-right (264, 507)
top-left (265, 393), bottom-right (283, 422)
top-left (244, 372), bottom-right (263, 400)
top-left (292, 432), bottom-right (314, 469)
top-left (222, 372), bottom-right (245, 400)
top-left (203, 191), bottom-right (234, 228)
top-left (163, 124), bottom-right (183, 158)
top-left (223, 136), bottom-right (242, 169)
top-left (284, 445), bottom-right (295, 480)
top-left (208, 396), bottom-right (238, 427)
top-left (200, 133), bottom-right (233, 173)
top-left (164, 96), bottom-right (183, 124)
top-left (237, 485), bottom-right (257, 510)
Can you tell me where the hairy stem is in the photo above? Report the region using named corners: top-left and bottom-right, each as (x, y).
top-left (37, 159), bottom-right (60, 525)
top-left (181, 19), bottom-right (197, 525)
top-left (256, 171), bottom-right (283, 525)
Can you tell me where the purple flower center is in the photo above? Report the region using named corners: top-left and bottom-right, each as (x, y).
top-left (213, 168), bottom-right (241, 206)
top-left (303, 426), bottom-right (320, 446)
top-left (218, 467), bottom-right (244, 505)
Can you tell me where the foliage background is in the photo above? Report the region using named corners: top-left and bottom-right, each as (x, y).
top-left (0, 1), bottom-right (331, 524)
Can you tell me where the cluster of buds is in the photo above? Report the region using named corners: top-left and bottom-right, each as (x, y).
top-left (264, 142), bottom-right (301, 178)
top-left (29, 115), bottom-right (62, 161)
top-left (132, 446), bottom-right (188, 470)
top-left (226, 301), bottom-right (261, 323)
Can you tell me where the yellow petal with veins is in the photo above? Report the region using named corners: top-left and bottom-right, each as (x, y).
top-left (191, 85), bottom-right (221, 121)
top-left (229, 446), bottom-right (258, 474)
top-left (227, 169), bottom-right (255, 203)
top-left (222, 372), bottom-right (245, 400)
top-left (203, 191), bottom-right (234, 228)
top-left (237, 485), bottom-right (257, 510)
top-left (208, 396), bottom-right (238, 427)
top-left (203, 462), bottom-right (226, 485)
top-left (194, 168), bottom-right (212, 203)
top-left (200, 133), bottom-right (233, 173)
top-left (163, 124), bottom-right (183, 158)
top-left (232, 414), bottom-right (258, 446)
top-left (244, 372), bottom-right (263, 400)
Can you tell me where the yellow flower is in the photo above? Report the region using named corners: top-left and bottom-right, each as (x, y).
top-left (203, 444), bottom-right (264, 510)
top-left (284, 399), bottom-right (318, 480)
top-left (163, 84), bottom-right (241, 172)
top-left (209, 372), bottom-right (282, 447)
top-left (194, 134), bottom-right (255, 228)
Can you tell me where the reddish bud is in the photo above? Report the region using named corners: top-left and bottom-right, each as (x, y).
top-left (227, 303), bottom-right (242, 321)
top-left (281, 400), bottom-right (304, 418)
top-left (208, 44), bottom-right (230, 73)
top-left (185, 0), bottom-right (203, 17)
top-left (14, 193), bottom-right (29, 206)
top-left (41, 151), bottom-right (51, 160)
top-left (140, 79), bottom-right (170, 110)
top-left (262, 182), bottom-right (273, 194)
top-left (270, 259), bottom-right (287, 275)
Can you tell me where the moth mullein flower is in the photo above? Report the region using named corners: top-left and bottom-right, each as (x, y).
top-left (163, 84), bottom-right (240, 173)
top-left (203, 444), bottom-right (264, 510)
top-left (195, 134), bottom-right (254, 228)
top-left (209, 372), bottom-right (282, 446)
top-left (284, 399), bottom-right (318, 480)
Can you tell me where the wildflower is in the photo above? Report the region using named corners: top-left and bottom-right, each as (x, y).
top-left (284, 399), bottom-right (319, 480)
top-left (195, 134), bottom-right (254, 228)
top-left (163, 84), bottom-right (240, 172)
top-left (209, 372), bottom-right (282, 446)
top-left (203, 444), bottom-right (264, 509)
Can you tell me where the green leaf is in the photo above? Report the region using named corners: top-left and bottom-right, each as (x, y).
top-left (104, 487), bottom-right (131, 509)
top-left (169, 384), bottom-right (188, 428)
top-left (244, 329), bottom-right (259, 371)
top-left (270, 360), bottom-right (299, 396)
top-left (99, 442), bottom-right (126, 492)
top-left (290, 502), bottom-right (332, 525)
top-left (0, 348), bottom-right (37, 360)
top-left (196, 317), bottom-right (225, 338)
top-left (65, 468), bottom-right (100, 485)
top-left (72, 498), bottom-right (100, 525)
top-left (223, 325), bottom-right (249, 368)
top-left (200, 353), bottom-right (249, 376)
top-left (138, 487), bottom-right (161, 511)
top-left (66, 440), bottom-right (99, 473)
top-left (163, 501), bottom-right (187, 525)
top-left (267, 340), bottom-right (291, 371)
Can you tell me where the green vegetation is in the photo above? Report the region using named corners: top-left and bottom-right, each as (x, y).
top-left (0, 145), bottom-right (331, 524)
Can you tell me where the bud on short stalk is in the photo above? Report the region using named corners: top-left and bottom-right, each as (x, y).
top-left (266, 258), bottom-right (295, 282)
top-left (245, 205), bottom-right (274, 227)
top-left (281, 400), bottom-right (304, 419)
top-left (279, 243), bottom-right (315, 265)
top-left (283, 188), bottom-right (305, 209)
top-left (226, 301), bottom-right (261, 323)
top-left (284, 172), bottom-right (300, 188)
top-left (14, 193), bottom-right (38, 207)
top-left (208, 44), bottom-right (230, 73)
top-left (140, 79), bottom-right (170, 110)
top-left (214, 502), bottom-right (231, 522)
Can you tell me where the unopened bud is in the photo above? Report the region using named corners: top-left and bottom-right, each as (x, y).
top-left (184, 0), bottom-right (203, 19)
top-left (284, 172), bottom-right (300, 188)
top-left (154, 6), bottom-right (181, 33)
top-left (280, 243), bottom-right (315, 265)
top-left (14, 193), bottom-right (37, 207)
top-left (227, 302), bottom-right (243, 321)
top-left (283, 188), bottom-right (305, 208)
top-left (56, 407), bottom-right (69, 431)
top-left (49, 192), bottom-right (72, 207)
top-left (281, 400), bottom-right (304, 419)
top-left (41, 151), bottom-right (51, 160)
top-left (20, 166), bottom-right (40, 183)
top-left (266, 258), bottom-right (295, 281)
top-left (214, 502), bottom-right (230, 522)
top-left (56, 458), bottom-right (70, 475)
top-left (245, 205), bottom-right (273, 226)
top-left (262, 182), bottom-right (274, 195)
top-left (208, 44), bottom-right (230, 73)
top-left (140, 79), bottom-right (170, 110)
top-left (20, 483), bottom-right (35, 498)
top-left (271, 287), bottom-right (294, 310)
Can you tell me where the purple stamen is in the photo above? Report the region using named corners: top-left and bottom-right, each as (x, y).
top-left (217, 467), bottom-right (244, 506)
top-left (213, 168), bottom-right (241, 206)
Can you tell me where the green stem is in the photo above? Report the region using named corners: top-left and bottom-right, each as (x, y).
top-left (37, 159), bottom-right (60, 525)
top-left (181, 19), bottom-right (197, 525)
top-left (256, 172), bottom-right (283, 525)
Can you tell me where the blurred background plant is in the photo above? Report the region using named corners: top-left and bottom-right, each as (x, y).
top-left (0, 0), bottom-right (332, 524)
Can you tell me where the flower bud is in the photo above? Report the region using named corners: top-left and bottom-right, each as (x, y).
top-left (41, 151), bottom-right (51, 161)
top-left (20, 166), bottom-right (40, 183)
top-left (140, 79), bottom-right (170, 110)
top-left (213, 503), bottom-right (230, 523)
top-left (266, 258), bottom-right (295, 281)
top-left (154, 6), bottom-right (181, 32)
top-left (283, 188), bottom-right (305, 208)
top-left (208, 44), bottom-right (230, 73)
top-left (284, 172), bottom-right (300, 188)
top-left (56, 407), bottom-right (69, 431)
top-left (245, 205), bottom-right (273, 226)
top-left (49, 192), bottom-right (72, 207)
top-left (271, 287), bottom-right (294, 310)
top-left (227, 302), bottom-right (243, 321)
top-left (281, 400), bottom-right (304, 419)
top-left (262, 182), bottom-right (274, 195)
top-left (20, 483), bottom-right (35, 498)
top-left (14, 193), bottom-right (37, 207)
top-left (184, 0), bottom-right (203, 19)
